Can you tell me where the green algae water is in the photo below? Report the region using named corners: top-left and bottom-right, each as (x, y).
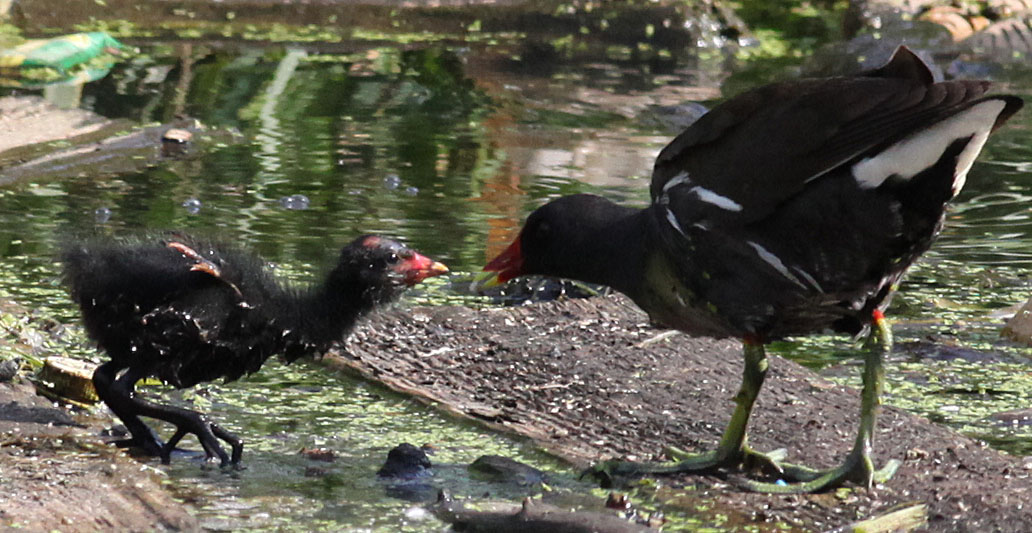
top-left (3, 7), bottom-right (1032, 530)
top-left (161, 363), bottom-right (567, 531)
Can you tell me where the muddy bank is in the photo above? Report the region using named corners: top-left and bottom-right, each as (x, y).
top-left (334, 295), bottom-right (1032, 532)
top-left (0, 96), bottom-right (243, 185)
top-left (0, 96), bottom-right (122, 167)
top-left (0, 296), bottom-right (197, 531)
top-left (0, 379), bottom-right (198, 532)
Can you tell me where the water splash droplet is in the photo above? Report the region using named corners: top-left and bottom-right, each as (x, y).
top-left (279, 194), bottom-right (310, 210)
top-left (383, 174), bottom-right (401, 190)
top-left (94, 207), bottom-right (112, 223)
top-left (182, 198), bottom-right (202, 214)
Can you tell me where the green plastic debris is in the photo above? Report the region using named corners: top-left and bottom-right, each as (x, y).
top-left (0, 32), bottom-right (126, 87)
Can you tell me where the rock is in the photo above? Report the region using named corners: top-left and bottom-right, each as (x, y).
top-left (1002, 296), bottom-right (1032, 345)
top-left (469, 455), bottom-right (546, 486)
top-left (378, 442), bottom-right (432, 479)
top-left (161, 127), bottom-right (193, 157)
top-left (990, 408), bottom-right (1032, 426)
top-left (0, 357), bottom-right (20, 382)
top-left (378, 443), bottom-right (435, 502)
top-left (430, 490), bottom-right (655, 533)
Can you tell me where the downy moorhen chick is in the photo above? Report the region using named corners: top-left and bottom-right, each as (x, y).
top-left (480, 46), bottom-right (1023, 492)
top-left (63, 234), bottom-right (448, 466)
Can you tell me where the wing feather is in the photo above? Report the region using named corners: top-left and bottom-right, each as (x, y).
top-left (650, 46), bottom-right (992, 229)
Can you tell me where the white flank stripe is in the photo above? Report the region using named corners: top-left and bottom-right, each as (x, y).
top-left (657, 171), bottom-right (691, 206)
top-left (792, 266), bottom-right (824, 293)
top-left (747, 241), bottom-right (807, 289)
top-left (666, 208), bottom-right (687, 236)
top-left (851, 100), bottom-right (1007, 191)
top-left (661, 171), bottom-right (692, 194)
top-left (690, 186), bottom-right (743, 211)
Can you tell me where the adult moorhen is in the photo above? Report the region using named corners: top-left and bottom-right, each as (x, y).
top-left (479, 46), bottom-right (1023, 492)
top-left (63, 233), bottom-right (448, 466)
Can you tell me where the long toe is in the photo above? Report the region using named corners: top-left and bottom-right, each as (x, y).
top-left (203, 441), bottom-right (231, 466)
top-left (185, 426), bottom-right (230, 465)
top-left (113, 435), bottom-right (165, 457)
top-left (585, 443), bottom-right (867, 492)
top-left (737, 453), bottom-right (901, 494)
top-left (160, 428), bottom-right (190, 464)
top-left (210, 423), bottom-right (244, 465)
top-left (585, 446), bottom-right (748, 487)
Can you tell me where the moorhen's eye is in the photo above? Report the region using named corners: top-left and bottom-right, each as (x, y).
top-left (388, 253), bottom-right (400, 264)
top-left (536, 221), bottom-right (551, 237)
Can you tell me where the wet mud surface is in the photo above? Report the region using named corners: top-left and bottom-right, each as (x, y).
top-left (336, 294), bottom-right (1032, 532)
top-left (0, 380), bottom-right (198, 532)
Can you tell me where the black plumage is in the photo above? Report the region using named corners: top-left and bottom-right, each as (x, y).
top-left (63, 233), bottom-right (448, 465)
top-left (481, 47), bottom-right (1022, 492)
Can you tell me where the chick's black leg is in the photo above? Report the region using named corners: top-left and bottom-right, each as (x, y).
top-left (92, 361), bottom-right (164, 456)
top-left (112, 367), bottom-right (219, 463)
top-left (112, 365), bottom-right (240, 466)
top-left (210, 423), bottom-right (244, 465)
top-left (163, 422), bottom-right (244, 465)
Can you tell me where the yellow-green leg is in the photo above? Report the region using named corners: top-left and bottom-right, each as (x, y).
top-left (588, 313), bottom-right (901, 493)
top-left (587, 340), bottom-right (788, 482)
top-left (742, 311), bottom-right (901, 493)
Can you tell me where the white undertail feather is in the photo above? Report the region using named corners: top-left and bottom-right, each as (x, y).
top-left (851, 100), bottom-right (1007, 193)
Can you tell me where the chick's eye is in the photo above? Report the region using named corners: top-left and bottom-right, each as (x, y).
top-left (388, 253), bottom-right (400, 263)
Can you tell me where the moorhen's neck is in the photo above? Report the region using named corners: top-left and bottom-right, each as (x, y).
top-left (523, 195), bottom-right (652, 301)
top-left (282, 273), bottom-right (389, 350)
